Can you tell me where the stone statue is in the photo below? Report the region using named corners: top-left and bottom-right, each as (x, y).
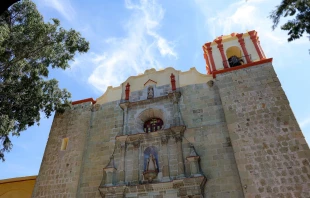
top-left (144, 154), bottom-right (158, 182)
top-left (146, 154), bottom-right (157, 171)
top-left (147, 86), bottom-right (154, 99)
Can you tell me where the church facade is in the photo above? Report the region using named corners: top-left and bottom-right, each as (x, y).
top-left (32, 30), bottom-right (310, 198)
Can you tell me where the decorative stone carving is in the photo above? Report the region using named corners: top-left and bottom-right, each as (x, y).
top-left (103, 156), bottom-right (116, 186)
top-left (147, 86), bottom-right (154, 99)
top-left (99, 126), bottom-right (207, 197)
top-left (186, 145), bottom-right (201, 177)
top-left (161, 136), bottom-right (169, 144)
top-left (207, 80), bottom-right (214, 87)
top-left (168, 91), bottom-right (181, 104)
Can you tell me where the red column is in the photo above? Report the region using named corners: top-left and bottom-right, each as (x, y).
top-left (248, 30), bottom-right (264, 60)
top-left (204, 42), bottom-right (216, 72)
top-left (203, 51), bottom-right (211, 74)
top-left (125, 83), bottom-right (130, 100)
top-left (236, 33), bottom-right (252, 63)
top-left (170, 73), bottom-right (176, 91)
top-left (215, 39), bottom-right (229, 69)
top-left (257, 38), bottom-right (266, 58)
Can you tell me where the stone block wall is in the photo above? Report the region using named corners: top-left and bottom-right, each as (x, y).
top-left (33, 62), bottom-right (310, 198)
top-left (216, 62), bottom-right (310, 198)
top-left (180, 83), bottom-right (244, 197)
top-left (77, 100), bottom-right (123, 198)
top-left (32, 102), bottom-right (92, 198)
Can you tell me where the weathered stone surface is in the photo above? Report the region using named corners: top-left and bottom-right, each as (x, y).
top-left (216, 62), bottom-right (310, 198)
top-left (32, 62), bottom-right (309, 198)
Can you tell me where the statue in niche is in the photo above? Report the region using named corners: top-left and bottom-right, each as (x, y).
top-left (146, 154), bottom-right (158, 172)
top-left (143, 147), bottom-right (159, 182)
top-left (147, 86), bottom-right (154, 99)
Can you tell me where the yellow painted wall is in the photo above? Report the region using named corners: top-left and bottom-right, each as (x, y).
top-left (0, 176), bottom-right (36, 198)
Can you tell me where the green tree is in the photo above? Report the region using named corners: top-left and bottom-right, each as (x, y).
top-left (270, 0), bottom-right (310, 41)
top-left (0, 0), bottom-right (89, 161)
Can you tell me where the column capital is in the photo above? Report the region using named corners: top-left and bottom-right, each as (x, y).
top-left (171, 125), bottom-right (186, 134)
top-left (186, 156), bottom-right (200, 162)
top-left (119, 101), bottom-right (130, 110)
top-left (236, 33), bottom-right (243, 39)
top-left (204, 42), bottom-right (213, 51)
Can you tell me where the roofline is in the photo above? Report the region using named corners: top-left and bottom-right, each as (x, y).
top-left (0, 175), bottom-right (37, 184)
top-left (72, 98), bottom-right (96, 105)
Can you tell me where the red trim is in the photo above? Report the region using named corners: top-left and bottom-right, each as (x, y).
top-left (72, 98), bottom-right (96, 105)
top-left (203, 51), bottom-right (211, 74)
top-left (248, 30), bottom-right (264, 60)
top-left (144, 79), bottom-right (157, 86)
top-left (125, 83), bottom-right (130, 100)
top-left (212, 58), bottom-right (273, 78)
top-left (204, 42), bottom-right (216, 73)
top-left (236, 33), bottom-right (251, 63)
top-left (215, 39), bottom-right (229, 69)
top-left (257, 40), bottom-right (266, 58)
top-left (170, 73), bottom-right (176, 91)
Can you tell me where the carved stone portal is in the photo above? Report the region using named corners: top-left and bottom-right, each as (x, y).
top-left (99, 125), bottom-right (207, 197)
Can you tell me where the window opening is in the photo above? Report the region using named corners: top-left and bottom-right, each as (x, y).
top-left (144, 118), bottom-right (163, 132)
top-left (61, 138), bottom-right (69, 151)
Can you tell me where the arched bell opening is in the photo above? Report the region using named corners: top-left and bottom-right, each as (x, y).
top-left (226, 46), bottom-right (244, 67)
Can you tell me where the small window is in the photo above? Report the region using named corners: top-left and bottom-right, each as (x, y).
top-left (144, 118), bottom-right (163, 133)
top-left (61, 138), bottom-right (69, 151)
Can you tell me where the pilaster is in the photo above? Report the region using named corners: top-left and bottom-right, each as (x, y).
top-left (236, 33), bottom-right (251, 63)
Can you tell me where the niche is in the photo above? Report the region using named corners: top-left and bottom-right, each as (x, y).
top-left (143, 146), bottom-right (159, 182)
top-left (61, 138), bottom-right (69, 151)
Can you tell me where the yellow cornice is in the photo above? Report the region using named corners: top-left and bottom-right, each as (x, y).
top-left (208, 32), bottom-right (251, 46)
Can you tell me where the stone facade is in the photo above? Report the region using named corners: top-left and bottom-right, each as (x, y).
top-left (32, 31), bottom-right (310, 198)
top-left (216, 62), bottom-right (310, 198)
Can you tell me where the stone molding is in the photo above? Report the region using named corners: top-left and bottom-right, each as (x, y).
top-left (119, 91), bottom-right (181, 109)
top-left (98, 176), bottom-right (207, 198)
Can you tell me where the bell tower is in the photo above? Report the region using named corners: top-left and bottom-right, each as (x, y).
top-left (202, 30), bottom-right (267, 76)
top-left (207, 30), bottom-right (310, 197)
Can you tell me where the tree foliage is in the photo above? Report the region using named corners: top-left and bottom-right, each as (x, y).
top-left (0, 0), bottom-right (89, 161)
top-left (270, 0), bottom-right (310, 41)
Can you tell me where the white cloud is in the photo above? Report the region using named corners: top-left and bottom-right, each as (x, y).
top-left (41, 0), bottom-right (76, 21)
top-left (300, 117), bottom-right (310, 128)
top-left (87, 0), bottom-right (177, 92)
top-left (194, 0), bottom-right (309, 66)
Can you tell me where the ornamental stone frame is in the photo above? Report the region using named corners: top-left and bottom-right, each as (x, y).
top-left (99, 91), bottom-right (207, 198)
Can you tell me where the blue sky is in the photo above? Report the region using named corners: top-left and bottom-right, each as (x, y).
top-left (0, 0), bottom-right (309, 179)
